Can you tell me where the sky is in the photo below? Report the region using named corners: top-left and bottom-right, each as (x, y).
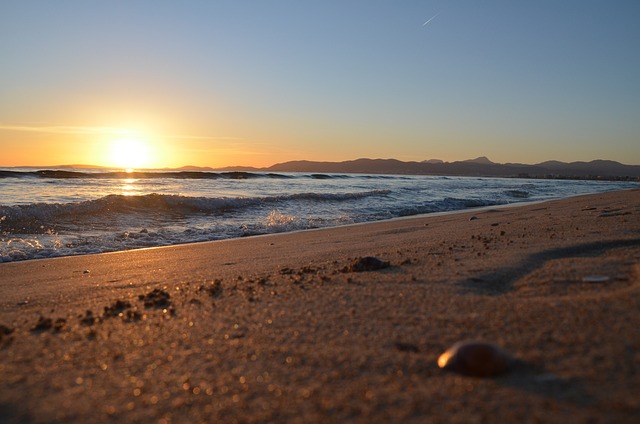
top-left (1, 0), bottom-right (639, 169)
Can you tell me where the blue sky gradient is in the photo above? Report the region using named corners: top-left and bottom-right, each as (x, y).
top-left (1, 0), bottom-right (638, 167)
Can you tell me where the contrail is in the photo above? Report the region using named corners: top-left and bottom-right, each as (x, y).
top-left (422, 12), bottom-right (440, 27)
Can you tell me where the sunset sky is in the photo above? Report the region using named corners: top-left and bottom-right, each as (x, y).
top-left (1, 1), bottom-right (639, 169)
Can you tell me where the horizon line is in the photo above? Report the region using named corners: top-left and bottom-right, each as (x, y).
top-left (1, 156), bottom-right (638, 170)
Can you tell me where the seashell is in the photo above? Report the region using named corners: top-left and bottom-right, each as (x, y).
top-left (438, 340), bottom-right (512, 377)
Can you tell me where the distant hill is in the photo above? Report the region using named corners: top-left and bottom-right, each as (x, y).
top-left (260, 158), bottom-right (640, 180)
top-left (208, 165), bottom-right (263, 172)
top-left (174, 165), bottom-right (216, 171)
top-left (534, 160), bottom-right (640, 178)
top-left (463, 156), bottom-right (495, 165)
top-left (52, 164), bottom-right (106, 169)
top-left (41, 158), bottom-right (640, 180)
top-left (266, 158), bottom-right (424, 175)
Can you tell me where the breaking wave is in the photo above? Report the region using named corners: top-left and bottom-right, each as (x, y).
top-left (2, 170), bottom-right (635, 262)
top-left (0, 190), bottom-right (391, 235)
top-left (0, 169), bottom-right (294, 180)
top-left (0, 169), bottom-right (410, 181)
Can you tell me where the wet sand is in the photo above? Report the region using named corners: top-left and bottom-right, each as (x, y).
top-left (1, 189), bottom-right (639, 423)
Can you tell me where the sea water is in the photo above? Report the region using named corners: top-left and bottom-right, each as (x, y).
top-left (0, 168), bottom-right (636, 262)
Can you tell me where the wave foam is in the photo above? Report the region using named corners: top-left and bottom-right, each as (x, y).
top-left (0, 190), bottom-right (391, 235)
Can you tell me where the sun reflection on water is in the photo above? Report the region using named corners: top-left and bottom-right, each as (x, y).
top-left (121, 178), bottom-right (138, 196)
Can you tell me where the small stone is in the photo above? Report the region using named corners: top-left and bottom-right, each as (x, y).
top-left (103, 300), bottom-right (132, 318)
top-left (53, 318), bottom-right (66, 332)
top-left (80, 310), bottom-right (96, 326)
top-left (469, 216), bottom-right (479, 221)
top-left (123, 309), bottom-right (143, 322)
top-left (0, 324), bottom-right (14, 342)
top-left (139, 289), bottom-right (171, 309)
top-left (31, 315), bottom-right (53, 332)
top-left (347, 256), bottom-right (390, 272)
top-left (395, 342), bottom-right (420, 353)
top-left (438, 340), bottom-right (512, 377)
top-left (200, 280), bottom-right (223, 299)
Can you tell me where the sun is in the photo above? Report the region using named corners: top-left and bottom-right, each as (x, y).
top-left (108, 137), bottom-right (152, 170)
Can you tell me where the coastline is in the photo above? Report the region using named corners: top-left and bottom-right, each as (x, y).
top-left (1, 188), bottom-right (639, 422)
top-left (2, 170), bottom-right (637, 262)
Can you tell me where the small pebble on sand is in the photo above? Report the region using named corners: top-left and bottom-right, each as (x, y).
top-left (348, 256), bottom-right (390, 272)
top-left (0, 324), bottom-right (14, 338)
top-left (438, 340), bottom-right (512, 377)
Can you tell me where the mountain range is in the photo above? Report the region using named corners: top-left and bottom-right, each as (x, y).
top-left (44, 157), bottom-right (640, 180)
top-left (207, 157), bottom-right (640, 180)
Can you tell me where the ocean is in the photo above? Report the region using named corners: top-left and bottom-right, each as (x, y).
top-left (1, 168), bottom-right (637, 262)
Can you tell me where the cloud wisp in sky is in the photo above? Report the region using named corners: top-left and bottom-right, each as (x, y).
top-left (0, 124), bottom-right (242, 142)
top-left (0, 124), bottom-right (118, 135)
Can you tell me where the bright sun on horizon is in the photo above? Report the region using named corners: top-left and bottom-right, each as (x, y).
top-left (108, 136), bottom-right (153, 170)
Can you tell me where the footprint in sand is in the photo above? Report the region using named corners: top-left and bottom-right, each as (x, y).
top-left (512, 251), bottom-right (639, 299)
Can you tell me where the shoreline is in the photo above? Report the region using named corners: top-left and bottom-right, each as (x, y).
top-left (0, 189), bottom-right (604, 265)
top-left (1, 188), bottom-right (639, 423)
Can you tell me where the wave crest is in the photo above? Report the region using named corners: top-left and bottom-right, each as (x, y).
top-left (0, 190), bottom-right (391, 234)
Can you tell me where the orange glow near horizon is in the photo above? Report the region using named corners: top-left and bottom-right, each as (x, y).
top-left (0, 126), bottom-right (465, 170)
top-left (0, 124), bottom-right (272, 169)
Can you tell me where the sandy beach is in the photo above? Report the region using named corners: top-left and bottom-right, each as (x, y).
top-left (1, 188), bottom-right (639, 423)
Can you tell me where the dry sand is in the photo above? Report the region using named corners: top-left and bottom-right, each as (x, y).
top-left (1, 189), bottom-right (639, 423)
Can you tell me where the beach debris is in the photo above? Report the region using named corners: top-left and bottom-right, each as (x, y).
top-left (101, 300), bottom-right (144, 322)
top-left (582, 275), bottom-right (610, 283)
top-left (469, 216), bottom-right (479, 221)
top-left (395, 342), bottom-right (420, 353)
top-left (0, 324), bottom-right (14, 343)
top-left (123, 309), bottom-right (143, 322)
top-left (280, 267), bottom-right (295, 275)
top-left (31, 316), bottom-right (52, 332)
top-left (346, 256), bottom-right (390, 272)
top-left (199, 280), bottom-right (223, 299)
top-left (598, 207), bottom-right (631, 218)
top-left (30, 315), bottom-right (66, 333)
top-left (103, 300), bottom-right (132, 318)
top-left (80, 310), bottom-right (96, 326)
top-left (139, 289), bottom-right (171, 309)
top-left (438, 340), bottom-right (512, 377)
